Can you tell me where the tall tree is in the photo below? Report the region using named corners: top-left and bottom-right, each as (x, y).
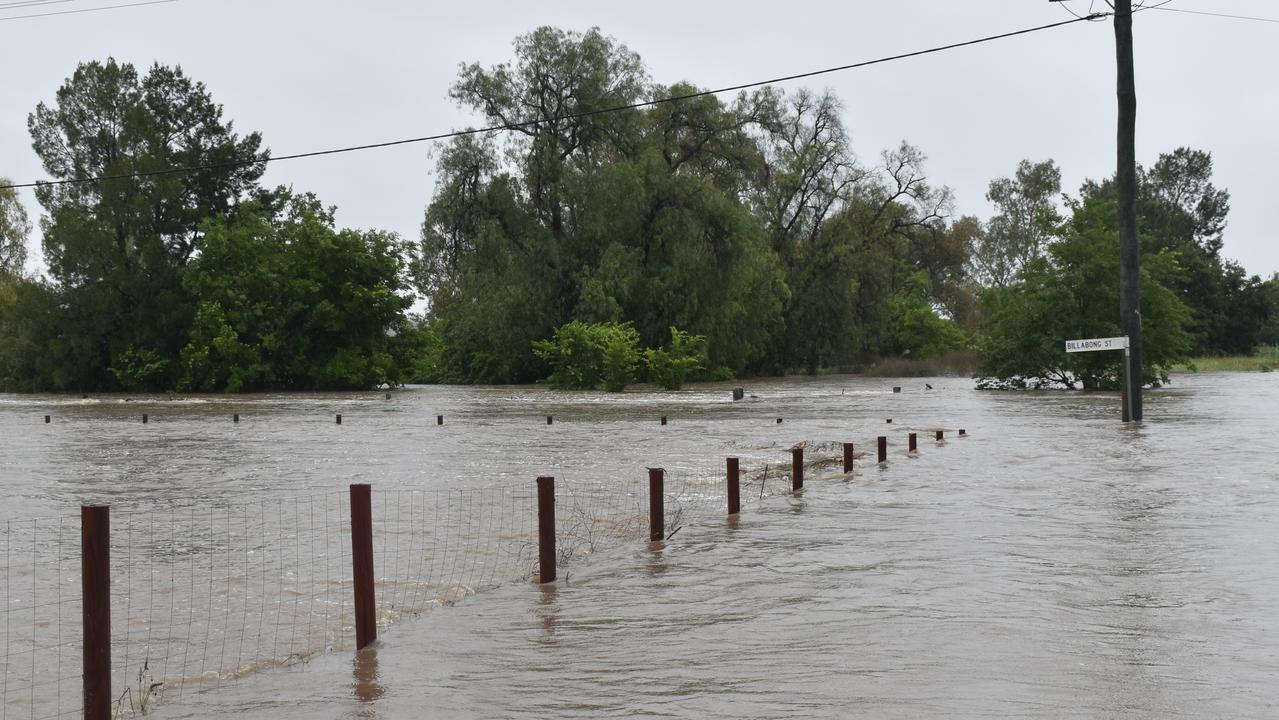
top-left (970, 159), bottom-right (1062, 288)
top-left (0, 180), bottom-right (29, 278)
top-left (417, 27), bottom-right (971, 383)
top-left (181, 192), bottom-right (415, 392)
top-left (980, 196), bottom-right (1190, 390)
top-left (26, 58), bottom-right (268, 389)
top-left (449, 27), bottom-right (648, 316)
top-left (1082, 148), bottom-right (1262, 354)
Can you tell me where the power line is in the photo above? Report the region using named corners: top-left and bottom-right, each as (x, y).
top-left (1151, 7), bottom-right (1279, 24)
top-left (0, 0), bottom-right (178, 22)
top-left (0, 0), bottom-right (78, 10)
top-left (0, 13), bottom-right (1108, 191)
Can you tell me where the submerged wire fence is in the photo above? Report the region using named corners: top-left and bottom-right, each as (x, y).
top-left (0, 431), bottom-right (956, 718)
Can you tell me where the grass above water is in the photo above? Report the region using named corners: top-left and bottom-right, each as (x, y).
top-left (1174, 347), bottom-right (1279, 373)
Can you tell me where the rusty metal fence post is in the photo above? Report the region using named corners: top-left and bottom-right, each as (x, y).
top-left (349, 484), bottom-right (377, 649)
top-left (909, 433), bottom-right (917, 453)
top-left (81, 506), bottom-right (111, 720)
top-left (727, 457), bottom-right (740, 515)
top-left (649, 468), bottom-right (665, 542)
top-left (791, 447), bottom-right (804, 491)
top-left (537, 476), bottom-right (556, 583)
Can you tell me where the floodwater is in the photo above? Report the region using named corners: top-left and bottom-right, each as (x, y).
top-left (1, 373), bottom-right (1277, 718)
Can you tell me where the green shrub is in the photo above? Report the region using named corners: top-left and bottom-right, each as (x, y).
top-left (533, 321), bottom-right (640, 391)
top-left (644, 326), bottom-right (708, 390)
top-left (109, 346), bottom-right (171, 391)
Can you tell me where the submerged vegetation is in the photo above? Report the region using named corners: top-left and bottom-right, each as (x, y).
top-left (0, 28), bottom-right (1274, 393)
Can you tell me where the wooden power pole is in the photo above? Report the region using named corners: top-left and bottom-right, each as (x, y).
top-left (1114, 0), bottom-right (1143, 421)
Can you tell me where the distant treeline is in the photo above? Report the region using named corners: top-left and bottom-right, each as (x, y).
top-left (0, 27), bottom-right (1275, 392)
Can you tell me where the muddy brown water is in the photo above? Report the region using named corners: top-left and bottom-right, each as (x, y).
top-left (1, 373), bottom-right (1277, 718)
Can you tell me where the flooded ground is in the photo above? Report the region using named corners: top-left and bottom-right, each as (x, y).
top-left (1, 373), bottom-right (1277, 718)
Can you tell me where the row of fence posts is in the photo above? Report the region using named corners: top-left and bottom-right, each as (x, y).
top-left (76, 427), bottom-right (968, 719)
top-left (42, 414), bottom-right (965, 429)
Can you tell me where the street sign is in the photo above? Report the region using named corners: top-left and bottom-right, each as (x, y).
top-left (1065, 336), bottom-right (1129, 353)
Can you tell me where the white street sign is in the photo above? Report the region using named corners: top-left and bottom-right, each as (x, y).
top-left (1065, 336), bottom-right (1129, 353)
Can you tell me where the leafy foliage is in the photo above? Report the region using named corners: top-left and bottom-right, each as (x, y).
top-left (644, 327), bottom-right (708, 390)
top-left (969, 160), bottom-right (1063, 288)
top-left (979, 197), bottom-right (1192, 389)
top-left (418, 28), bottom-right (971, 383)
top-left (533, 321), bottom-right (640, 392)
top-left (1080, 148), bottom-right (1267, 355)
top-left (4, 39), bottom-right (1271, 394)
top-left (16, 58), bottom-right (269, 390)
top-left (0, 180), bottom-right (30, 278)
top-left (178, 193), bottom-right (415, 391)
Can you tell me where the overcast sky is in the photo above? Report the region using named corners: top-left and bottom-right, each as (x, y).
top-left (2, 0), bottom-right (1275, 281)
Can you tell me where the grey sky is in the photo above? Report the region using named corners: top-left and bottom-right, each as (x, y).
top-left (2, 0), bottom-right (1275, 280)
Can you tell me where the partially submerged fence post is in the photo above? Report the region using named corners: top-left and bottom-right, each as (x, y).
top-left (649, 468), bottom-right (665, 542)
top-left (437, 415), bottom-right (443, 425)
top-left (546, 415), bottom-right (553, 425)
top-left (233, 413), bottom-right (239, 423)
top-left (336, 414), bottom-right (342, 425)
top-left (791, 447), bottom-right (804, 491)
top-left (727, 457), bottom-right (740, 515)
top-left (660, 415), bottom-right (667, 426)
top-left (81, 505), bottom-right (110, 720)
top-left (877, 436), bottom-right (887, 464)
top-left (44, 415), bottom-right (50, 424)
top-left (843, 442), bottom-right (854, 473)
top-left (909, 433), bottom-right (917, 453)
top-left (142, 413), bottom-right (148, 424)
top-left (959, 428), bottom-right (967, 436)
top-left (936, 430), bottom-right (944, 441)
top-left (536, 476), bottom-right (556, 583)
top-left (349, 484), bottom-right (376, 650)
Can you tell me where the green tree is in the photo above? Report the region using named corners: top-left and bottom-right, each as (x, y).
top-left (420, 29), bottom-right (788, 382)
top-left (0, 180), bottom-right (30, 278)
top-left (179, 192), bottom-right (415, 391)
top-left (1081, 148), bottom-right (1266, 355)
top-left (887, 287), bottom-right (966, 360)
top-left (979, 196), bottom-right (1191, 389)
top-left (26, 58), bottom-right (268, 389)
top-left (416, 27), bottom-right (975, 384)
top-left (970, 159), bottom-right (1062, 288)
top-left (1257, 274), bottom-right (1279, 348)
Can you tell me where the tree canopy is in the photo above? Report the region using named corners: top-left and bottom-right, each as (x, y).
top-left (974, 147), bottom-right (1273, 389)
top-left (0, 32), bottom-right (1272, 395)
top-left (416, 27), bottom-right (968, 384)
top-left (0, 59), bottom-right (418, 392)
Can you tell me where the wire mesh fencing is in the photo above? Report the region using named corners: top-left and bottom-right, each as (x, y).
top-left (1, 436), bottom-right (892, 719)
top-left (1, 516), bottom-right (82, 720)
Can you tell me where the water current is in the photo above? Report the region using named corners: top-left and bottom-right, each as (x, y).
top-left (1, 373), bottom-right (1276, 718)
